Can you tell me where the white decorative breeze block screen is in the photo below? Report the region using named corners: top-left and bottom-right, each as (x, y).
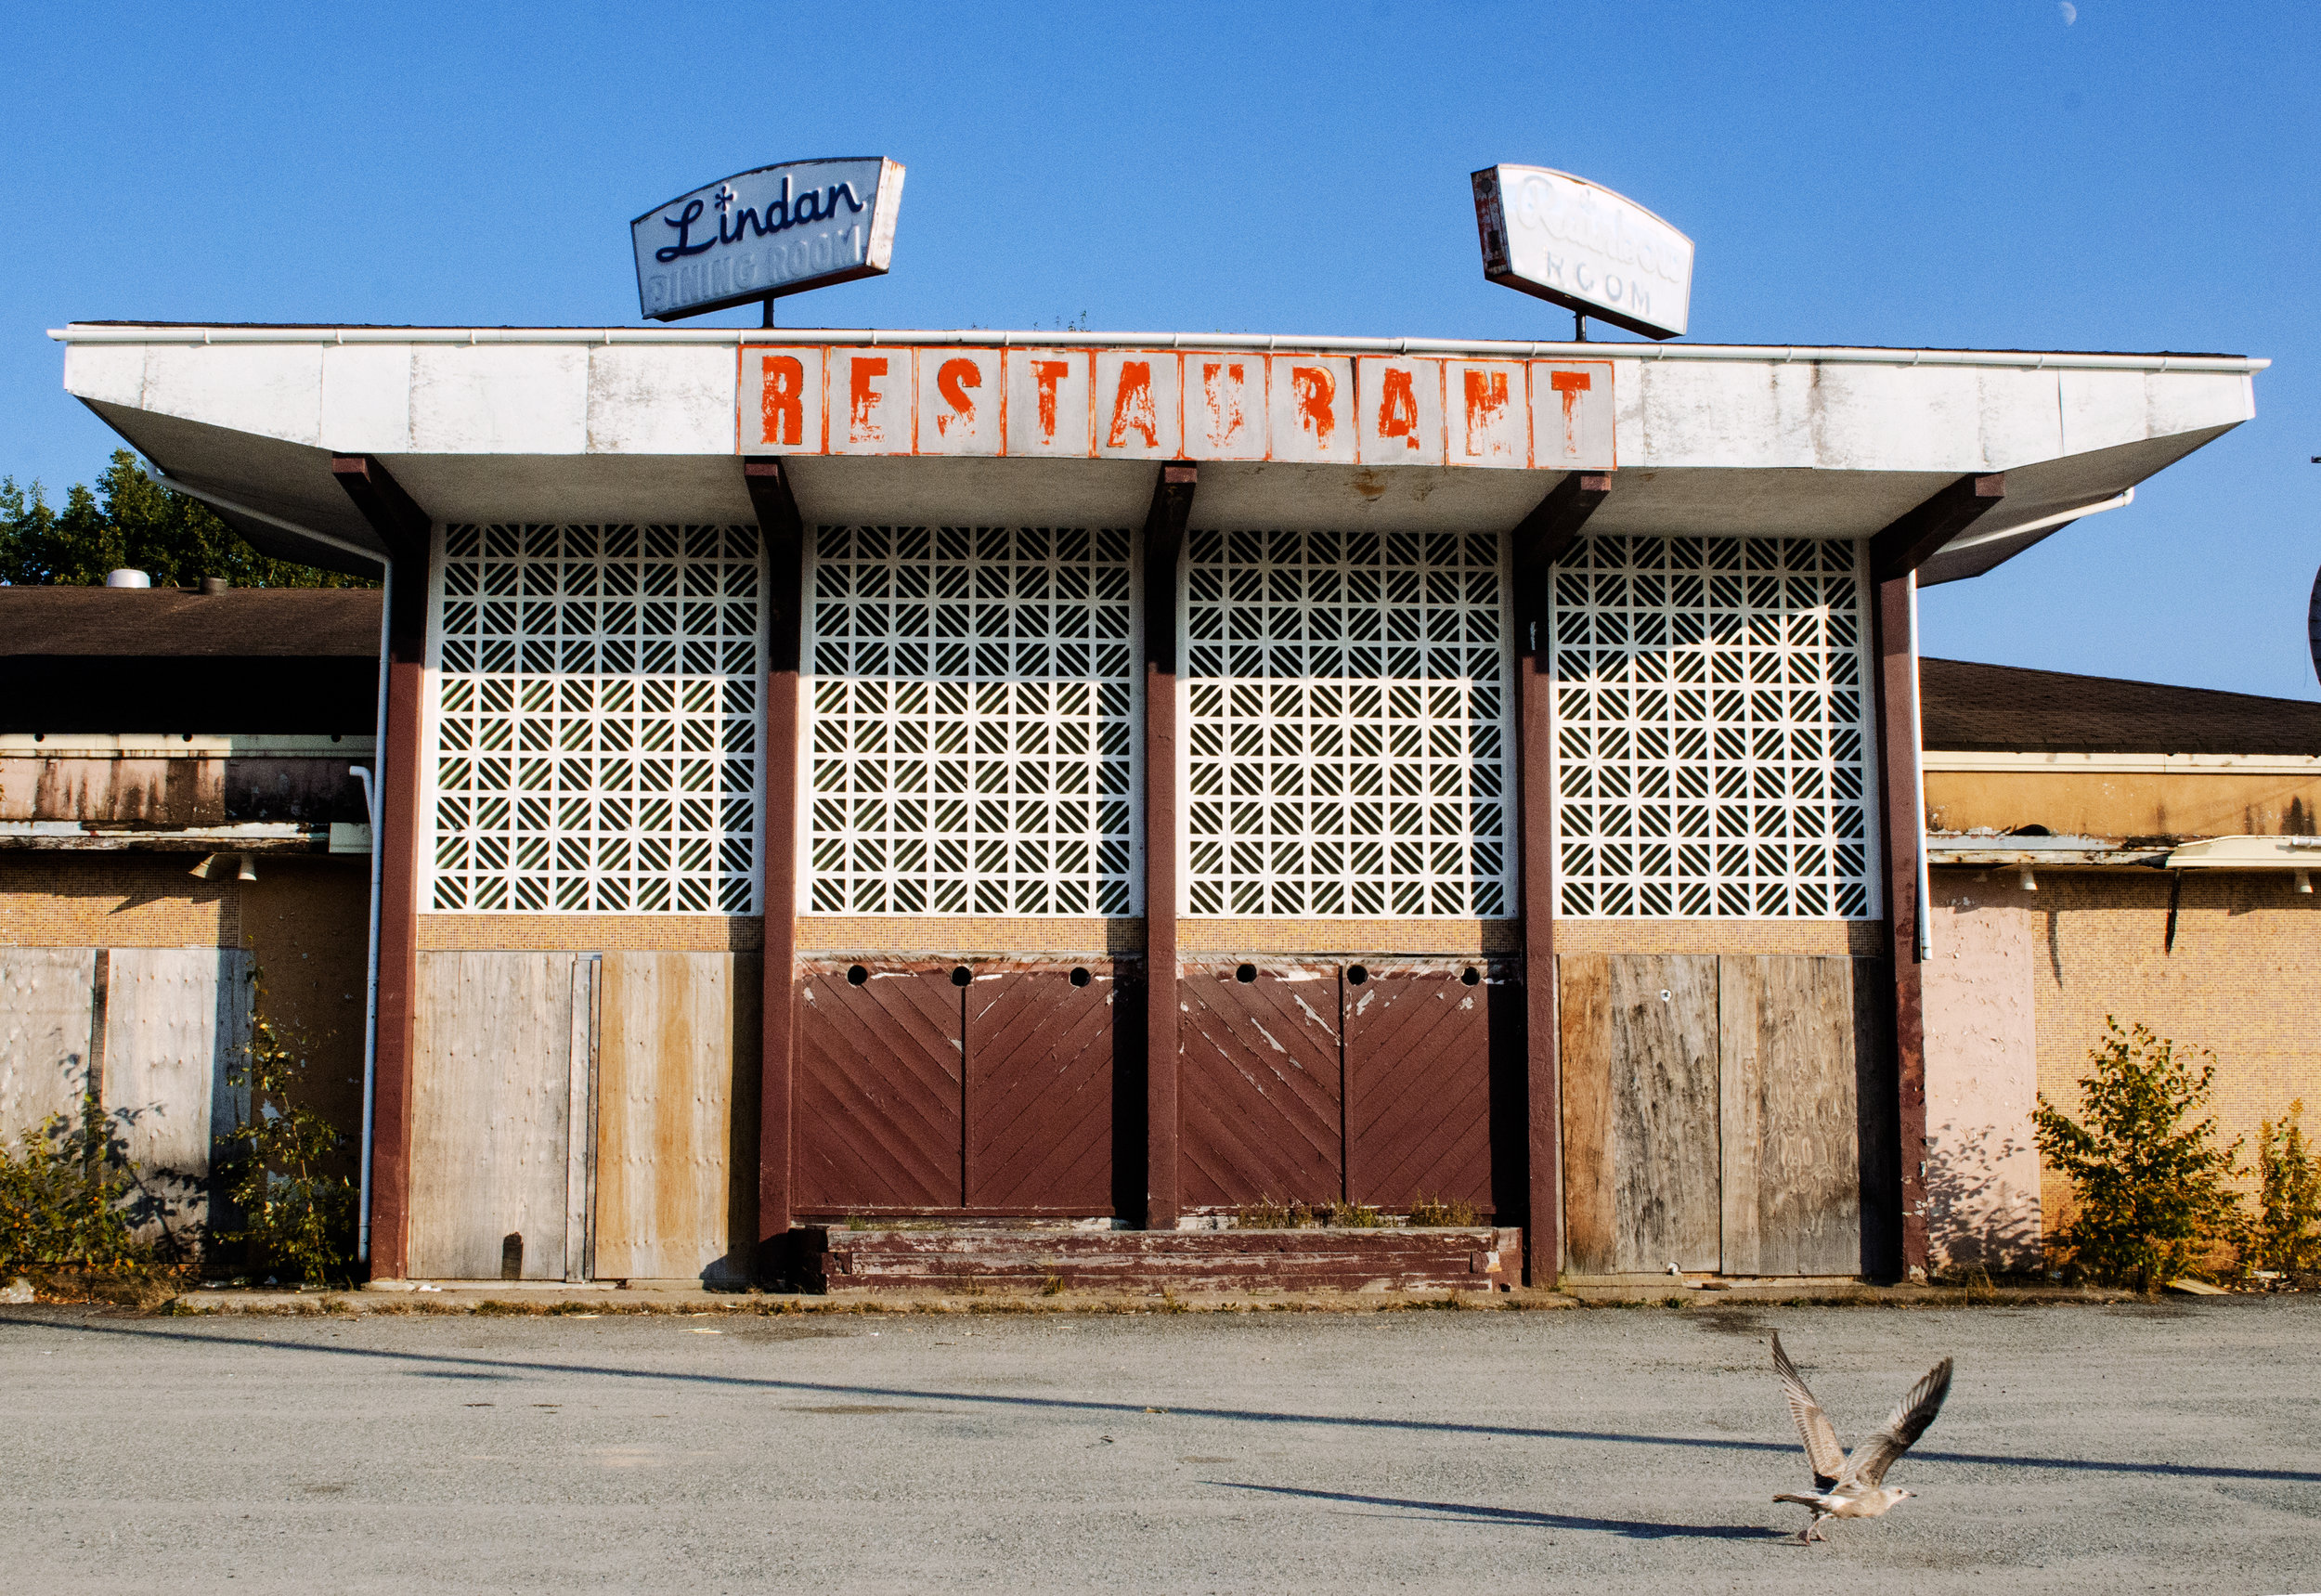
top-left (804, 526), bottom-right (1137, 915)
top-left (429, 526), bottom-right (765, 914)
top-left (1185, 529), bottom-right (1514, 917)
top-left (1548, 534), bottom-right (1876, 918)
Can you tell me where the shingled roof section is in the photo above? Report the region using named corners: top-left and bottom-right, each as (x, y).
top-left (1922, 657), bottom-right (2321, 756)
top-left (0, 586), bottom-right (380, 657)
top-left (0, 587), bottom-right (381, 733)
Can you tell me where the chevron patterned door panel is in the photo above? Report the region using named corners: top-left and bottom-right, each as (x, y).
top-left (796, 961), bottom-right (965, 1212)
top-left (1342, 961), bottom-right (1512, 1214)
top-left (964, 962), bottom-right (1123, 1213)
top-left (1179, 962), bottom-right (1343, 1208)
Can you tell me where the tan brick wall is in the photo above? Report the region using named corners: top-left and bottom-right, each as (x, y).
top-left (0, 853), bottom-right (240, 948)
top-left (415, 915), bottom-right (764, 952)
top-left (1552, 919), bottom-right (1884, 955)
top-left (1935, 867), bottom-right (2321, 1231)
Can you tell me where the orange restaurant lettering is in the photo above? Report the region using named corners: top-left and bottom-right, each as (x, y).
top-left (737, 344), bottom-right (1614, 469)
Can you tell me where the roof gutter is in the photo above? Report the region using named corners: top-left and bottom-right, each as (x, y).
top-left (146, 464), bottom-right (393, 1270)
top-left (48, 324), bottom-right (2272, 375)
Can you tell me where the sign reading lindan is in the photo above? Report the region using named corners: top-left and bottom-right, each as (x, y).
top-left (1471, 166), bottom-right (1692, 341)
top-left (736, 344), bottom-right (1614, 469)
top-left (632, 158), bottom-right (904, 321)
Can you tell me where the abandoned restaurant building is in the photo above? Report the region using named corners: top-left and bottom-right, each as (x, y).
top-left (9, 318), bottom-right (2273, 1289)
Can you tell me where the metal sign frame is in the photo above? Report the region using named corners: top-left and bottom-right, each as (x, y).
top-left (1472, 165), bottom-right (1693, 341)
top-left (632, 157), bottom-right (904, 323)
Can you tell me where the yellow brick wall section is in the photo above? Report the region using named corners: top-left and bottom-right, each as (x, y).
top-left (416, 914), bottom-right (765, 952)
top-left (0, 854), bottom-right (240, 948)
top-left (1940, 869), bottom-right (2321, 1229)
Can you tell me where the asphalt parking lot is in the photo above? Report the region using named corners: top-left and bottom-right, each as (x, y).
top-left (2, 1295), bottom-right (2315, 1594)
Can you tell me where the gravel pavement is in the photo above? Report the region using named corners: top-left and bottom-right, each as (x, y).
top-left (2, 1295), bottom-right (2315, 1594)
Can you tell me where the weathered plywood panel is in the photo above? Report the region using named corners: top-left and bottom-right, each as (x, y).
top-left (0, 948), bottom-right (96, 1142)
top-left (1561, 953), bottom-right (1719, 1274)
top-left (104, 949), bottom-right (252, 1177)
top-left (408, 951), bottom-right (575, 1280)
top-left (564, 954), bottom-right (599, 1283)
top-left (595, 952), bottom-right (760, 1282)
top-left (965, 962), bottom-right (1117, 1213)
top-left (1720, 955), bottom-right (1861, 1277)
top-left (1180, 962), bottom-right (1342, 1209)
top-left (796, 962), bottom-right (964, 1212)
top-left (1344, 962), bottom-right (1498, 1212)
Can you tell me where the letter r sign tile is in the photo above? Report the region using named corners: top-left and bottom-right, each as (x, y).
top-left (739, 345), bottom-right (825, 452)
top-left (1530, 360), bottom-right (1615, 469)
top-left (829, 347), bottom-right (910, 455)
top-left (1266, 356), bottom-right (1355, 463)
top-left (916, 348), bottom-right (1004, 456)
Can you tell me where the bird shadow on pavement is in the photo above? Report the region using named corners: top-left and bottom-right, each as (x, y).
top-left (1209, 1481), bottom-right (1789, 1542)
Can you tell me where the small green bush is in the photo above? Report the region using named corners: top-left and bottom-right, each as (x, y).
top-left (217, 974), bottom-right (356, 1289)
top-left (2247, 1099), bottom-right (2321, 1277)
top-left (0, 1094), bottom-right (149, 1274)
top-left (1407, 1195), bottom-right (1481, 1227)
top-left (2033, 1019), bottom-right (2244, 1292)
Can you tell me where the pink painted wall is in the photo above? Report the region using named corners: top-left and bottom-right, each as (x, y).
top-left (1921, 888), bottom-right (2042, 1275)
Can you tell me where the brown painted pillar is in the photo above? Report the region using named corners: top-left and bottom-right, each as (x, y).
top-left (1509, 470), bottom-right (1609, 1287)
top-left (1142, 463), bottom-right (1196, 1230)
top-left (744, 460), bottom-right (805, 1265)
top-left (331, 456), bottom-right (431, 1281)
top-left (1874, 574), bottom-right (1931, 1280)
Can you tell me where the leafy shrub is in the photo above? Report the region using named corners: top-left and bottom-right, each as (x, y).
top-left (2247, 1099), bottom-right (2321, 1277)
top-left (2033, 1019), bottom-right (2244, 1291)
top-left (0, 1094), bottom-right (149, 1274)
top-left (217, 977), bottom-right (356, 1288)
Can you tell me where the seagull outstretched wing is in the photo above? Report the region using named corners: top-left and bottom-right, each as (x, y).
top-left (1770, 1331), bottom-right (1847, 1489)
top-left (1838, 1356), bottom-right (1953, 1490)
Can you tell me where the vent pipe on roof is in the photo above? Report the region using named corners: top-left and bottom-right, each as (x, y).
top-left (105, 568), bottom-right (149, 588)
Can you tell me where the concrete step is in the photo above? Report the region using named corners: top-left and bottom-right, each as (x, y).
top-left (796, 1226), bottom-right (1524, 1295)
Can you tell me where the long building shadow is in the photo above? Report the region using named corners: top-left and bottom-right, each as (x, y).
top-left (16, 1317), bottom-right (2319, 1487)
top-left (1210, 1481), bottom-right (1786, 1542)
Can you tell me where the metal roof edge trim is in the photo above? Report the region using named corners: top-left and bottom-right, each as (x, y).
top-left (45, 325), bottom-right (2271, 373)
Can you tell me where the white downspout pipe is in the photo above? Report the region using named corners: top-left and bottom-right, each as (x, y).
top-left (144, 466), bottom-right (393, 1265)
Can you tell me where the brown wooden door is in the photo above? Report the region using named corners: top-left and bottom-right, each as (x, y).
top-left (1342, 960), bottom-right (1499, 1213)
top-left (796, 960), bottom-right (963, 1213)
top-left (1179, 960), bottom-right (1342, 1209)
top-left (964, 961), bottom-right (1119, 1213)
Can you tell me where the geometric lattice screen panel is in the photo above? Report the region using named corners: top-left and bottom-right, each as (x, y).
top-left (1185, 528), bottom-right (1514, 917)
top-left (1548, 533), bottom-right (1877, 918)
top-left (428, 525), bottom-right (765, 915)
top-left (803, 526), bottom-right (1137, 915)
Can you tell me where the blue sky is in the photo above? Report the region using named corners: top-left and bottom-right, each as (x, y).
top-left (3, 3), bottom-right (2314, 697)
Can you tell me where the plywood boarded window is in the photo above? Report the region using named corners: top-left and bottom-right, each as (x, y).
top-left (1549, 534), bottom-right (1877, 918)
top-left (1185, 530), bottom-right (1514, 917)
top-left (802, 526), bottom-right (1137, 915)
top-left (427, 525), bottom-right (765, 915)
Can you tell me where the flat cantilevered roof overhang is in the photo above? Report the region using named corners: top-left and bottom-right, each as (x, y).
top-left (52, 324), bottom-right (2264, 581)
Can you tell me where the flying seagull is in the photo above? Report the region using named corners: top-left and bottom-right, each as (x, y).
top-left (1770, 1331), bottom-right (1953, 1544)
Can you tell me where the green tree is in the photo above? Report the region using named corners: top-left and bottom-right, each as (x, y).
top-left (2248, 1099), bottom-right (2321, 1276)
top-left (2033, 1019), bottom-right (2245, 1291)
top-left (0, 450), bottom-right (376, 589)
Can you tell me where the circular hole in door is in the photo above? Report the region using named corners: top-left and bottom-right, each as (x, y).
top-left (846, 965), bottom-right (868, 987)
top-left (1460, 967), bottom-right (1481, 987)
top-left (1345, 965), bottom-right (1369, 986)
top-left (951, 966), bottom-right (973, 988)
top-left (1235, 963), bottom-right (1258, 984)
top-left (1069, 966), bottom-right (1092, 988)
